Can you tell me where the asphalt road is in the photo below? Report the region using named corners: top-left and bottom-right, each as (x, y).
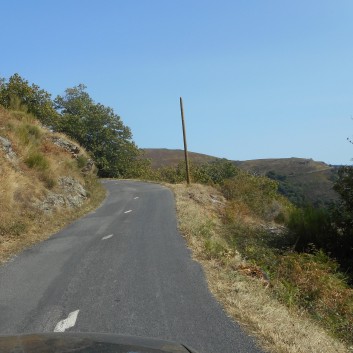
top-left (0, 180), bottom-right (263, 353)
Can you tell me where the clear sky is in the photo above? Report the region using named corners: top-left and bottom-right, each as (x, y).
top-left (1, 0), bottom-right (353, 165)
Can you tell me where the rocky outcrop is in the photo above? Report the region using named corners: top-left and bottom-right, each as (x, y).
top-left (50, 136), bottom-right (95, 174)
top-left (0, 136), bottom-right (18, 162)
top-left (81, 158), bottom-right (95, 174)
top-left (0, 135), bottom-right (20, 172)
top-left (38, 176), bottom-right (87, 213)
top-left (50, 136), bottom-right (80, 158)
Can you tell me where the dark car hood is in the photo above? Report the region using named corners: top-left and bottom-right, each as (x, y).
top-left (0, 332), bottom-right (198, 353)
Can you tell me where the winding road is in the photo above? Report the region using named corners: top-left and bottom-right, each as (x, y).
top-left (0, 180), bottom-right (263, 353)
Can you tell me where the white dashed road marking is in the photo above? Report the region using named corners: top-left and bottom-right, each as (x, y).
top-left (134, 197), bottom-right (139, 199)
top-left (124, 210), bottom-right (132, 214)
top-left (54, 310), bottom-right (79, 332)
top-left (102, 234), bottom-right (114, 240)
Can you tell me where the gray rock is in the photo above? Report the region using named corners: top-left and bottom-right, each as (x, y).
top-left (0, 136), bottom-right (11, 148)
top-left (50, 136), bottom-right (80, 157)
top-left (58, 176), bottom-right (87, 197)
top-left (38, 193), bottom-right (66, 212)
top-left (38, 177), bottom-right (88, 213)
top-left (81, 158), bottom-right (95, 174)
top-left (50, 136), bottom-right (96, 174)
top-left (0, 136), bottom-right (18, 161)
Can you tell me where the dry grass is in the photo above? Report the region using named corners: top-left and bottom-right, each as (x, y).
top-left (169, 183), bottom-right (351, 353)
top-left (0, 107), bottom-right (106, 264)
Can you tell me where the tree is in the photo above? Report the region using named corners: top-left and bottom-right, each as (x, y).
top-left (0, 73), bottom-right (59, 126)
top-left (332, 166), bottom-right (353, 253)
top-left (54, 85), bottom-right (142, 177)
top-left (334, 166), bottom-right (353, 214)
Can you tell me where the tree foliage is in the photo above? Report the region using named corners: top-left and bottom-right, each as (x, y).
top-left (192, 159), bottom-right (238, 184)
top-left (334, 166), bottom-right (353, 214)
top-left (0, 73), bottom-right (59, 126)
top-left (54, 84), bottom-right (142, 177)
top-left (286, 166), bottom-right (353, 281)
top-left (0, 74), bottom-right (147, 178)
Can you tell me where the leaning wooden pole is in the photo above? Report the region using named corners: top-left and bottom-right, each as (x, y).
top-left (179, 97), bottom-right (191, 185)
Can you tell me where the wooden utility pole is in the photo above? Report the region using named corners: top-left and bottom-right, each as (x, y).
top-left (179, 97), bottom-right (191, 185)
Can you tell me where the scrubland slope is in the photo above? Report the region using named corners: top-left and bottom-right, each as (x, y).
top-left (169, 182), bottom-right (352, 353)
top-left (0, 107), bottom-right (105, 263)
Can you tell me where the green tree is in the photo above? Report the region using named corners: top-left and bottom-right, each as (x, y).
top-left (332, 166), bottom-right (353, 261)
top-left (54, 84), bottom-right (142, 177)
top-left (334, 166), bottom-right (353, 213)
top-left (0, 73), bottom-right (59, 126)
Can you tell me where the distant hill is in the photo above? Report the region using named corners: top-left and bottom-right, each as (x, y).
top-left (142, 148), bottom-right (218, 168)
top-left (237, 158), bottom-right (339, 207)
top-left (142, 148), bottom-right (339, 207)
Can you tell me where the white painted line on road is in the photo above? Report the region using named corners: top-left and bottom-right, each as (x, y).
top-left (124, 210), bottom-right (132, 214)
top-left (134, 197), bottom-right (139, 199)
top-left (54, 310), bottom-right (79, 332)
top-left (102, 234), bottom-right (114, 240)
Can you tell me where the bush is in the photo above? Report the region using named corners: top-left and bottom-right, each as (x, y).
top-left (221, 171), bottom-right (283, 220)
top-left (16, 123), bottom-right (42, 146)
top-left (286, 207), bottom-right (336, 252)
top-left (334, 166), bottom-right (353, 212)
top-left (156, 163), bottom-right (186, 183)
top-left (0, 221), bottom-right (27, 237)
top-left (76, 155), bottom-right (88, 169)
top-left (25, 152), bottom-right (49, 171)
top-left (286, 204), bottom-right (353, 282)
top-left (192, 159), bottom-right (239, 185)
top-left (273, 251), bottom-right (353, 342)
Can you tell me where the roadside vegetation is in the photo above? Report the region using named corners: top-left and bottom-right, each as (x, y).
top-left (147, 160), bottom-right (353, 352)
top-left (0, 106), bottom-right (106, 264)
top-left (0, 72), bottom-right (149, 262)
top-left (0, 74), bottom-right (148, 178)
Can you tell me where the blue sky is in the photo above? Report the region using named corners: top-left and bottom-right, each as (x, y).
top-left (1, 0), bottom-right (353, 165)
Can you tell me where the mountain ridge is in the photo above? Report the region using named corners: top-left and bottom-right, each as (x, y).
top-left (142, 148), bottom-right (339, 206)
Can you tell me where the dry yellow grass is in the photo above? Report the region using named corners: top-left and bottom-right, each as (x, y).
top-left (0, 107), bottom-right (106, 264)
top-left (169, 183), bottom-right (351, 353)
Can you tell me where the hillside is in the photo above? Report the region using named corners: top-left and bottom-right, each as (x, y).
top-left (142, 148), bottom-right (339, 206)
top-left (142, 148), bottom-right (218, 168)
top-left (170, 182), bottom-right (351, 352)
top-left (0, 106), bottom-right (105, 263)
top-left (238, 158), bottom-right (339, 206)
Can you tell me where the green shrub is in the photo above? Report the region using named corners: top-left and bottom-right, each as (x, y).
top-left (204, 238), bottom-right (226, 258)
top-left (25, 152), bottom-right (49, 171)
top-left (197, 219), bottom-right (215, 238)
top-left (77, 155), bottom-right (88, 169)
top-left (26, 124), bottom-right (41, 139)
top-left (273, 251), bottom-right (353, 342)
top-left (16, 123), bottom-right (41, 146)
top-left (0, 221), bottom-right (27, 237)
top-left (156, 164), bottom-right (186, 183)
top-left (221, 171), bottom-right (281, 219)
top-left (286, 207), bottom-right (336, 252)
top-left (192, 159), bottom-right (239, 185)
top-left (8, 94), bottom-right (28, 112)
